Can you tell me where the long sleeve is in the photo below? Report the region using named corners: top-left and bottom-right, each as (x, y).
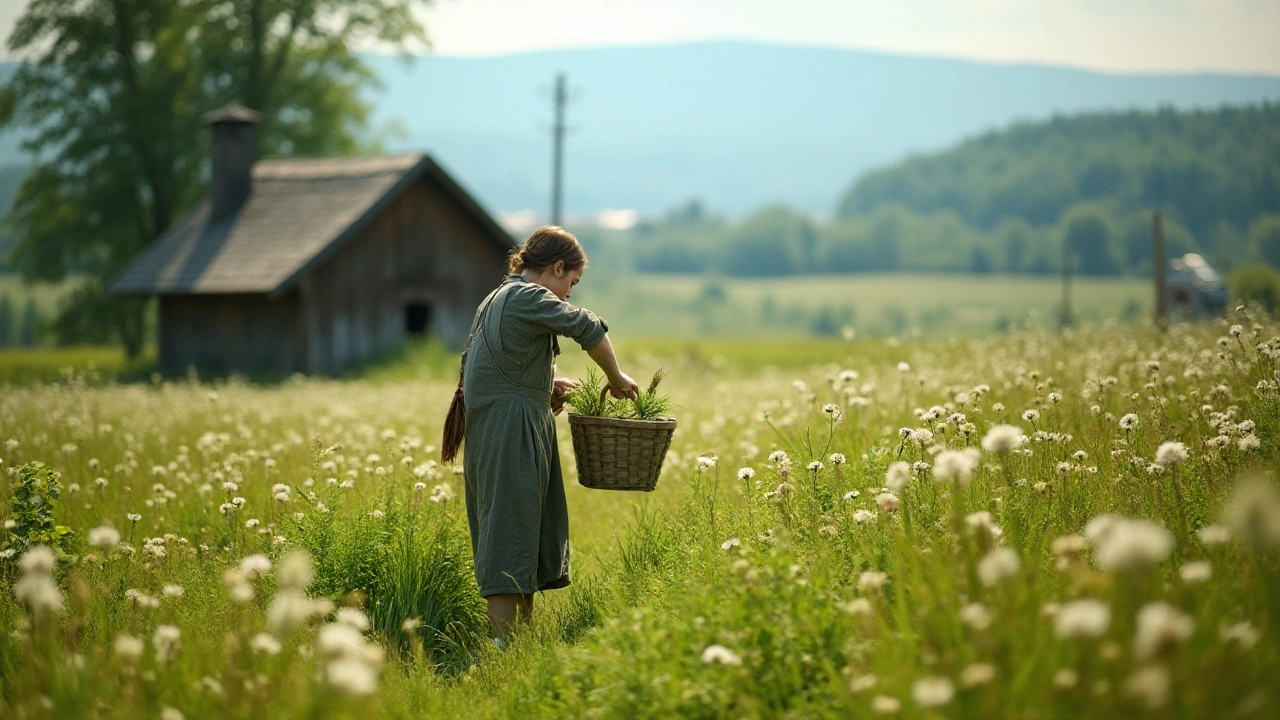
top-left (521, 286), bottom-right (609, 351)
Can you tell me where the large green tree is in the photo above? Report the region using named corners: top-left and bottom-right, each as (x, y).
top-left (0, 0), bottom-right (426, 357)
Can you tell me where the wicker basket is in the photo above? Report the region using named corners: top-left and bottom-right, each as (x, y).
top-left (568, 394), bottom-right (676, 492)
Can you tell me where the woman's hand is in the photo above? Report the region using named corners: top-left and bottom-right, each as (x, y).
top-left (551, 377), bottom-right (577, 416)
top-left (608, 372), bottom-right (639, 400)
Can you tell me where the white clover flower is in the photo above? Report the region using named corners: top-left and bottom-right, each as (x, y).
top-left (858, 570), bottom-right (888, 591)
top-left (1119, 413), bottom-right (1139, 431)
top-left (720, 537), bottom-right (741, 551)
top-left (829, 453), bottom-right (846, 466)
top-left (885, 462), bottom-right (910, 494)
top-left (959, 663), bottom-right (996, 688)
top-left (162, 584), bottom-right (185, 598)
top-left (1154, 441), bottom-right (1188, 465)
top-left (696, 455), bottom-right (718, 470)
top-left (932, 449), bottom-right (980, 485)
top-left (958, 603), bottom-right (991, 631)
top-left (701, 644), bottom-right (743, 666)
top-left (251, 632), bottom-right (282, 655)
top-left (981, 424), bottom-right (1024, 453)
top-left (977, 547), bottom-right (1020, 586)
top-left (872, 695), bottom-right (901, 714)
top-left (1089, 516), bottom-right (1173, 573)
top-left (18, 546), bottom-right (57, 576)
top-left (737, 467), bottom-right (756, 482)
top-left (153, 625), bottom-right (181, 664)
top-left (912, 676), bottom-right (955, 707)
top-left (240, 554), bottom-right (271, 579)
top-left (278, 549), bottom-right (314, 591)
top-left (807, 460), bottom-right (823, 472)
top-left (113, 634), bottom-right (145, 661)
top-left (1197, 524), bottom-right (1231, 546)
top-left (1054, 599), bottom-right (1111, 639)
top-left (875, 493), bottom-right (900, 514)
top-left (1220, 621), bottom-right (1258, 649)
top-left (336, 607), bottom-right (370, 631)
top-left (853, 509), bottom-right (877, 524)
top-left (1179, 561), bottom-right (1213, 584)
top-left (1134, 602), bottom-right (1195, 660)
top-left (849, 673), bottom-right (878, 693)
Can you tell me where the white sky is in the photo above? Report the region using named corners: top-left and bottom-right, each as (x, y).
top-left (1, 0), bottom-right (1278, 74)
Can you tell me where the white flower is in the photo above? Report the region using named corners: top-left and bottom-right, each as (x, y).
top-left (251, 632), bottom-right (282, 655)
top-left (807, 460), bottom-right (823, 472)
top-left (1054, 599), bottom-right (1111, 639)
top-left (240, 554), bottom-right (272, 579)
top-left (912, 676), bottom-right (955, 707)
top-left (768, 450), bottom-right (789, 465)
top-left (14, 573), bottom-right (63, 619)
top-left (18, 546), bottom-right (57, 576)
top-left (720, 537), bottom-right (741, 551)
top-left (932, 449), bottom-right (980, 485)
top-left (885, 462), bottom-right (910, 494)
top-left (737, 467), bottom-right (755, 482)
top-left (323, 656), bottom-right (380, 696)
top-left (875, 493), bottom-right (900, 514)
top-left (430, 484), bottom-right (455, 503)
top-left (1197, 524), bottom-right (1231, 546)
top-left (959, 663), bottom-right (995, 688)
top-left (1134, 602), bottom-right (1194, 660)
top-left (278, 549), bottom-right (314, 591)
top-left (1154, 441), bottom-right (1188, 465)
top-left (701, 644), bottom-right (743, 666)
top-left (958, 603), bottom-right (991, 631)
top-left (872, 695), bottom-right (901, 714)
top-left (153, 625), bottom-right (181, 664)
top-left (336, 607), bottom-right (370, 631)
top-left (113, 634), bottom-right (144, 661)
top-left (696, 455), bottom-right (718, 470)
top-left (853, 509), bottom-right (877, 524)
top-left (849, 673), bottom-right (878, 693)
top-left (858, 570), bottom-right (888, 591)
top-left (829, 453), bottom-right (847, 466)
top-left (88, 525), bottom-right (121, 548)
top-left (1119, 413), bottom-right (1139, 431)
top-left (1178, 561), bottom-right (1213, 584)
top-left (1088, 516), bottom-right (1173, 573)
top-left (1220, 621), bottom-right (1258, 649)
top-left (160, 707), bottom-right (184, 720)
top-left (981, 424), bottom-right (1024, 453)
top-left (977, 547), bottom-right (1020, 586)
top-left (162, 584), bottom-right (185, 598)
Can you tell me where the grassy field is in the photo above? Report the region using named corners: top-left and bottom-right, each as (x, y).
top-left (574, 273), bottom-right (1153, 337)
top-left (2, 311), bottom-right (1278, 719)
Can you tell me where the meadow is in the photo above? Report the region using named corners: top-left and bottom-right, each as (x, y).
top-left (2, 310), bottom-right (1278, 719)
top-left (574, 273), bottom-right (1151, 337)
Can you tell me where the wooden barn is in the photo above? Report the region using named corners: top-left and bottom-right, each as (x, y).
top-left (110, 104), bottom-right (514, 375)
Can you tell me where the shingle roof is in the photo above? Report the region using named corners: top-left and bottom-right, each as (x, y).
top-left (110, 154), bottom-right (513, 297)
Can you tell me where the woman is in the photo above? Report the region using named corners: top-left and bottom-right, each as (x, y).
top-left (452, 226), bottom-right (638, 642)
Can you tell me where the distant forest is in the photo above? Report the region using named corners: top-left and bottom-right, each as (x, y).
top-left (620, 104), bottom-right (1280, 277)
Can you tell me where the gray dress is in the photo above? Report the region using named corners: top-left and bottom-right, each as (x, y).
top-left (461, 275), bottom-right (608, 597)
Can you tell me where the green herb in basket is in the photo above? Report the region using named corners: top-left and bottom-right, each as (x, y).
top-left (630, 368), bottom-right (673, 420)
top-left (564, 366), bottom-right (620, 417)
top-left (565, 366), bottom-right (672, 420)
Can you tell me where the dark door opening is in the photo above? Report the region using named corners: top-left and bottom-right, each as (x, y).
top-left (405, 303), bottom-right (432, 337)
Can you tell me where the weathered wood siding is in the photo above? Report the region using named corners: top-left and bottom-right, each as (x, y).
top-left (159, 293), bottom-right (301, 374)
top-left (298, 175), bottom-right (508, 375)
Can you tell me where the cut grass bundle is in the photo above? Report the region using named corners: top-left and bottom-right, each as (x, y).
top-left (565, 366), bottom-right (674, 420)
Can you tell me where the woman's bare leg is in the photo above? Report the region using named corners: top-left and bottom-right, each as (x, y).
top-left (486, 593), bottom-right (533, 640)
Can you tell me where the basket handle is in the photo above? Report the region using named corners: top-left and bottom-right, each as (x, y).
top-left (599, 386), bottom-right (609, 404)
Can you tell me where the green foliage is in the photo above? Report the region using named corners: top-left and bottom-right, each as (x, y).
top-left (1061, 202), bottom-right (1121, 275)
top-left (0, 0), bottom-right (425, 353)
top-left (1229, 264), bottom-right (1280, 313)
top-left (289, 489), bottom-right (487, 672)
top-left (565, 365), bottom-right (674, 420)
top-left (2, 462), bottom-right (76, 560)
top-left (839, 104), bottom-right (1280, 242)
top-left (1249, 214), bottom-right (1280, 269)
top-left (0, 293), bottom-right (12, 346)
top-left (18, 296), bottom-right (36, 347)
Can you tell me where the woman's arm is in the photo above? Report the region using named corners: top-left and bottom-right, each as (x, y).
top-left (587, 334), bottom-right (639, 399)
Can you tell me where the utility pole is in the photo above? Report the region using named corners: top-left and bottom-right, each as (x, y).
top-left (1153, 211), bottom-right (1167, 330)
top-left (550, 73), bottom-right (567, 227)
top-left (1060, 246), bottom-right (1073, 331)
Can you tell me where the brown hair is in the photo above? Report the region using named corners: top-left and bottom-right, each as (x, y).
top-left (508, 226), bottom-right (587, 274)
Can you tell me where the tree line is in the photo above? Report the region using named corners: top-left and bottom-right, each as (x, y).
top-left (613, 104), bottom-right (1280, 279)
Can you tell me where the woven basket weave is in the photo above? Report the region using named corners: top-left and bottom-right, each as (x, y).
top-left (568, 411), bottom-right (676, 492)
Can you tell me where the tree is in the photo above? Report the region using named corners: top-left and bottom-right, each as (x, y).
top-left (1059, 203), bottom-right (1121, 275)
top-left (0, 0), bottom-right (426, 358)
top-left (0, 293), bottom-right (12, 346)
top-left (1228, 264), bottom-right (1279, 313)
top-left (19, 297), bottom-right (37, 347)
top-left (1249, 214), bottom-right (1280, 269)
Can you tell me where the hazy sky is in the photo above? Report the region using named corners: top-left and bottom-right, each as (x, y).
top-left (1, 0), bottom-right (1278, 75)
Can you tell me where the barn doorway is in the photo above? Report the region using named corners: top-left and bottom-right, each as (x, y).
top-left (405, 303), bottom-right (432, 337)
